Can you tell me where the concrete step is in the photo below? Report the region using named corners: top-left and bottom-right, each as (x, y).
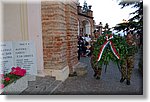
top-left (20, 76), bottom-right (62, 95)
top-left (38, 80), bottom-right (62, 95)
top-left (28, 76), bottom-right (55, 87)
top-left (74, 62), bottom-right (88, 76)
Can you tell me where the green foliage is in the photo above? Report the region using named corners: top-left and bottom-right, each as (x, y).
top-left (91, 34), bottom-right (137, 71)
top-left (92, 35), bottom-right (126, 66)
top-left (115, 1), bottom-right (143, 34)
top-left (2, 74), bottom-right (22, 87)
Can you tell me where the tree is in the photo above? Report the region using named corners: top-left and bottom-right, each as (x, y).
top-left (103, 23), bottom-right (112, 35)
top-left (114, 0), bottom-right (143, 76)
top-left (114, 0), bottom-right (143, 34)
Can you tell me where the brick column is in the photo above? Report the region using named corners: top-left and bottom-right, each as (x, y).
top-left (41, 0), bottom-right (78, 80)
top-left (65, 1), bottom-right (78, 74)
top-left (41, 1), bottom-right (69, 81)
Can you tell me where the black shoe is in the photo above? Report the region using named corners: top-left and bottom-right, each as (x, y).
top-left (69, 72), bottom-right (77, 77)
top-left (120, 78), bottom-right (125, 83)
top-left (126, 80), bottom-right (130, 85)
top-left (96, 76), bottom-right (100, 80)
top-left (93, 73), bottom-right (97, 77)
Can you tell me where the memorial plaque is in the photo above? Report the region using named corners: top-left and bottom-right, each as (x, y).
top-left (14, 41), bottom-right (37, 75)
top-left (0, 42), bottom-right (13, 74)
top-left (0, 41), bottom-right (37, 75)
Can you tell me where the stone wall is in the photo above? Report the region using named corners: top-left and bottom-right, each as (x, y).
top-left (41, 0), bottom-right (78, 75)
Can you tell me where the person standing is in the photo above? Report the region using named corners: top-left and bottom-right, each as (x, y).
top-left (90, 49), bottom-right (102, 79)
top-left (120, 31), bottom-right (136, 85)
top-left (84, 34), bottom-right (91, 44)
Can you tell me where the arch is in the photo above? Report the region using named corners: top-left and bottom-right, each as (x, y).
top-left (82, 19), bottom-right (91, 36)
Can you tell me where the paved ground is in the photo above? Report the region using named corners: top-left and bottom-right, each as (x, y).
top-left (20, 50), bottom-right (143, 95)
top-left (52, 50), bottom-right (143, 95)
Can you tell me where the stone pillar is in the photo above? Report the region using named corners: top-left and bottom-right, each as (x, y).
top-left (2, 2), bottom-right (29, 41)
top-left (27, 0), bottom-right (44, 76)
top-left (77, 5), bottom-right (82, 13)
top-left (87, 10), bottom-right (93, 17)
top-left (98, 22), bottom-right (103, 36)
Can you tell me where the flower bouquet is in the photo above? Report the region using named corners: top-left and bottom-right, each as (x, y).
top-left (0, 67), bottom-right (26, 89)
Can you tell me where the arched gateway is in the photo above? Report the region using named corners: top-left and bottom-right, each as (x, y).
top-left (82, 20), bottom-right (91, 36)
top-left (77, 1), bottom-right (94, 37)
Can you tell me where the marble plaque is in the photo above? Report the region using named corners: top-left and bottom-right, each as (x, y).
top-left (13, 41), bottom-right (37, 75)
top-left (0, 41), bottom-right (37, 75)
top-left (0, 42), bottom-right (13, 74)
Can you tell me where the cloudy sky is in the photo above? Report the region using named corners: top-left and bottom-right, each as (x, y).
top-left (79, 0), bottom-right (137, 28)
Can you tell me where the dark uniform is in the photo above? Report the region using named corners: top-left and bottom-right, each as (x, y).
top-left (120, 32), bottom-right (136, 85)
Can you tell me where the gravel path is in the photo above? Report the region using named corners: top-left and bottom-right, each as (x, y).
top-left (52, 51), bottom-right (143, 95)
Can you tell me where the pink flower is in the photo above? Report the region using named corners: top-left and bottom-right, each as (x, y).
top-left (17, 69), bottom-right (26, 76)
top-left (0, 84), bottom-right (4, 89)
top-left (4, 77), bottom-right (10, 82)
top-left (15, 66), bottom-right (21, 70)
top-left (10, 67), bottom-right (26, 76)
top-left (11, 67), bottom-right (15, 71)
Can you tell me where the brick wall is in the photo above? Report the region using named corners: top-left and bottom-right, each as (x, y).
top-left (65, 1), bottom-right (78, 73)
top-left (41, 0), bottom-right (78, 73)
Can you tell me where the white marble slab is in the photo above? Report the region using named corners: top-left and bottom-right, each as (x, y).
top-left (0, 42), bottom-right (13, 74)
top-left (0, 41), bottom-right (37, 75)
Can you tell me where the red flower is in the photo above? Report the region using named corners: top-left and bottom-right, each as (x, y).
top-left (15, 66), bottom-right (21, 70)
top-left (11, 67), bottom-right (15, 71)
top-left (10, 67), bottom-right (26, 76)
top-left (4, 77), bottom-right (10, 82)
top-left (0, 84), bottom-right (4, 89)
